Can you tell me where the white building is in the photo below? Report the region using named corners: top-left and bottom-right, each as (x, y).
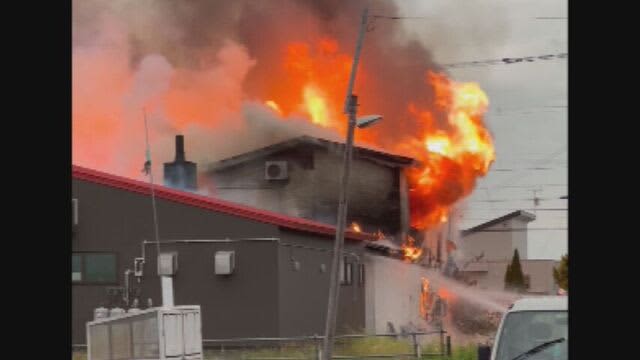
top-left (457, 210), bottom-right (559, 294)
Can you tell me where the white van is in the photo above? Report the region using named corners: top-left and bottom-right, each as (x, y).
top-left (479, 296), bottom-right (568, 360)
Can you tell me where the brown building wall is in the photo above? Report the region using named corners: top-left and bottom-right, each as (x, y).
top-left (276, 230), bottom-right (366, 337)
top-left (72, 177), bottom-right (366, 345)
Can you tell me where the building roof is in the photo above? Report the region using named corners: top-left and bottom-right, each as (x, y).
top-left (207, 135), bottom-right (416, 172)
top-left (72, 165), bottom-right (377, 242)
top-left (462, 210), bottom-right (536, 236)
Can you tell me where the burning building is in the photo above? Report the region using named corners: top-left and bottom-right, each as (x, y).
top-left (72, 0), bottom-right (503, 346)
top-left (205, 135), bottom-right (415, 238)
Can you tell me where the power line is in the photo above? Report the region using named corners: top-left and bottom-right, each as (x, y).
top-left (478, 184), bottom-right (567, 189)
top-left (490, 166), bottom-right (567, 172)
top-left (372, 15), bottom-right (429, 20)
top-left (465, 208), bottom-right (568, 212)
top-left (493, 146), bottom-right (567, 189)
top-left (469, 196), bottom-right (567, 203)
top-left (463, 228), bottom-right (567, 233)
top-left (443, 52), bottom-right (567, 69)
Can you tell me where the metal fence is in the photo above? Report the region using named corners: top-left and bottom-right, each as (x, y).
top-left (73, 330), bottom-right (452, 359)
top-left (202, 331), bottom-right (452, 360)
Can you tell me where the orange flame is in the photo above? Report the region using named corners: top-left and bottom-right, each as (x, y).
top-left (401, 235), bottom-right (423, 262)
top-left (420, 277), bottom-right (431, 319)
top-left (265, 100), bottom-right (282, 114)
top-left (270, 39), bottom-right (494, 230)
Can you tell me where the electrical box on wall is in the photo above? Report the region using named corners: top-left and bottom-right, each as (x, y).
top-left (158, 252), bottom-right (178, 276)
top-left (134, 257), bottom-right (145, 277)
top-left (215, 251), bottom-right (235, 275)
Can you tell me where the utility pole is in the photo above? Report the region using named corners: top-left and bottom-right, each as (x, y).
top-left (321, 7), bottom-right (369, 360)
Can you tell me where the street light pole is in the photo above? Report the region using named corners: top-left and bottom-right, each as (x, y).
top-left (321, 7), bottom-right (369, 360)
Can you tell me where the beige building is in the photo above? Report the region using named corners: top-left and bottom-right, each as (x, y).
top-left (458, 211), bottom-right (559, 295)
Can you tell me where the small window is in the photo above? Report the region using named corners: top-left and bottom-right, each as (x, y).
top-left (72, 252), bottom-right (117, 284)
top-left (86, 254), bottom-right (117, 282)
top-left (72, 254), bottom-right (82, 282)
top-left (358, 264), bottom-right (365, 286)
top-left (340, 257), bottom-right (353, 285)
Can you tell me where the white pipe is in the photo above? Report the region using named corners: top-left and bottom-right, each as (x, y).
top-left (161, 276), bottom-right (174, 308)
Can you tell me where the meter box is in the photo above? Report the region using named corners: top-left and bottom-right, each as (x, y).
top-left (87, 305), bottom-right (202, 360)
top-left (158, 252), bottom-right (178, 276)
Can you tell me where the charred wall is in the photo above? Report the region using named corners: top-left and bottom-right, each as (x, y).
top-left (208, 144), bottom-right (404, 235)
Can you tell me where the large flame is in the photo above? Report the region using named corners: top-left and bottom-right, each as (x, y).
top-left (269, 38), bottom-right (494, 230)
top-left (73, 9), bottom-right (494, 232)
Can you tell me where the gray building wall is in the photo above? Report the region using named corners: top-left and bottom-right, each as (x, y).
top-left (276, 231), bottom-right (366, 337)
top-left (209, 144), bottom-right (402, 235)
top-left (364, 254), bottom-right (427, 334)
top-left (459, 218), bottom-right (530, 262)
top-left (72, 176), bottom-right (366, 345)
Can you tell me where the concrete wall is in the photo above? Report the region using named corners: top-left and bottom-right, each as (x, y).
top-left (209, 144), bottom-right (402, 235)
top-left (460, 227), bottom-right (512, 262)
top-left (461, 260), bottom-right (558, 294)
top-left (460, 218), bottom-right (531, 262)
top-left (364, 254), bottom-right (428, 334)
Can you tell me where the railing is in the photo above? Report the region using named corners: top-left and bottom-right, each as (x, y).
top-left (202, 330), bottom-right (452, 360)
top-left (71, 331), bottom-right (453, 359)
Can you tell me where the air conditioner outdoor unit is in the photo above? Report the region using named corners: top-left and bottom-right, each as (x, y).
top-left (87, 305), bottom-right (203, 360)
top-left (264, 161), bottom-right (288, 180)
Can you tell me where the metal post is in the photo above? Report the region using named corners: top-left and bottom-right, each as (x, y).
top-left (321, 7), bottom-right (369, 360)
top-left (315, 335), bottom-right (322, 360)
top-left (412, 333), bottom-right (421, 359)
top-left (161, 276), bottom-right (174, 307)
top-left (446, 335), bottom-right (452, 357)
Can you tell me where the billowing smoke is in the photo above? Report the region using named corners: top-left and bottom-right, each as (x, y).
top-left (73, 0), bottom-right (496, 230)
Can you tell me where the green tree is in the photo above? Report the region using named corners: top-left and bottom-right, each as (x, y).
top-left (504, 249), bottom-right (526, 292)
top-left (504, 264), bottom-right (512, 286)
top-left (553, 254), bottom-right (568, 291)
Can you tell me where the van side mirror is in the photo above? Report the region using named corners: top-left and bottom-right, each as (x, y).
top-left (478, 344), bottom-right (491, 360)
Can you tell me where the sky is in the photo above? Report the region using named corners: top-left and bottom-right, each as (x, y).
top-left (393, 0), bottom-right (568, 260)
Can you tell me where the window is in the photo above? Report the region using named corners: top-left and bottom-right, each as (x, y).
top-left (72, 254), bottom-right (82, 282)
top-left (340, 257), bottom-right (353, 285)
top-left (358, 263), bottom-right (365, 286)
top-left (72, 252), bottom-right (117, 284)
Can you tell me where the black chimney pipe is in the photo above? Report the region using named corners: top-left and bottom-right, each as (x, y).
top-left (163, 134), bottom-right (197, 191)
top-left (175, 135), bottom-right (185, 161)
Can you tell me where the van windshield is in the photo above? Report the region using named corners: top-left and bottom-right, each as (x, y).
top-left (495, 311), bottom-right (568, 360)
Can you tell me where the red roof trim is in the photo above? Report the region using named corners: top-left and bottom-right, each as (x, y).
top-left (72, 165), bottom-right (376, 242)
